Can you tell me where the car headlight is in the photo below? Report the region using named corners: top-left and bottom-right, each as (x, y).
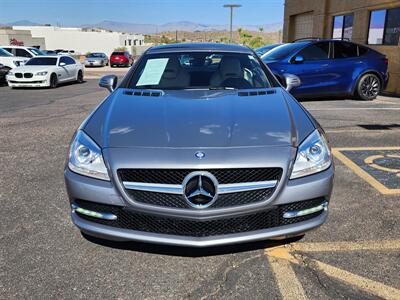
top-left (7, 71), bottom-right (14, 76)
top-left (36, 71), bottom-right (48, 76)
top-left (68, 130), bottom-right (110, 181)
top-left (290, 129), bottom-right (332, 179)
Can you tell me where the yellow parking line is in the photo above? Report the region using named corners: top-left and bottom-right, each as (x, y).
top-left (311, 259), bottom-right (400, 300)
top-left (266, 247), bottom-right (308, 300)
top-left (291, 240), bottom-right (400, 252)
top-left (332, 148), bottom-right (400, 195)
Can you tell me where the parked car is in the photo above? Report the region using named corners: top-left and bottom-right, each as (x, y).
top-left (110, 51), bottom-right (133, 67)
top-left (84, 53), bottom-right (109, 67)
top-left (0, 47), bottom-right (28, 69)
top-left (255, 43), bottom-right (282, 57)
top-left (65, 43), bottom-right (334, 247)
top-left (43, 50), bottom-right (58, 56)
top-left (1, 45), bottom-right (46, 58)
top-left (262, 39), bottom-right (389, 100)
top-left (7, 55), bottom-right (84, 88)
top-left (0, 63), bottom-right (9, 84)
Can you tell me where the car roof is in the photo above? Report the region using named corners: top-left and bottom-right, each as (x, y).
top-left (1, 45), bottom-right (32, 49)
top-left (147, 43), bottom-right (253, 54)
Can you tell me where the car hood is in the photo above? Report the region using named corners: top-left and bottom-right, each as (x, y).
top-left (12, 65), bottom-right (55, 72)
top-left (84, 88), bottom-right (315, 149)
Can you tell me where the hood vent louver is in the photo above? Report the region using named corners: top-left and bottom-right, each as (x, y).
top-left (123, 90), bottom-right (162, 97)
top-left (238, 90), bottom-right (276, 97)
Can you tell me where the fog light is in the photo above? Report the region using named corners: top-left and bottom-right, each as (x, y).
top-left (283, 202), bottom-right (328, 219)
top-left (71, 203), bottom-right (117, 220)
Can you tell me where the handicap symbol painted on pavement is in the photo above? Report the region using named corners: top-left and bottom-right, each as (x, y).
top-left (332, 147), bottom-right (400, 195)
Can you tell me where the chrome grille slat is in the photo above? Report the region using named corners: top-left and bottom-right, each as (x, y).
top-left (122, 180), bottom-right (277, 195)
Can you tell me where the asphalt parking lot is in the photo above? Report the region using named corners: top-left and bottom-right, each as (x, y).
top-left (0, 78), bottom-right (399, 299)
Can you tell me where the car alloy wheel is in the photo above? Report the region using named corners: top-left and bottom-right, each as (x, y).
top-left (358, 74), bottom-right (380, 100)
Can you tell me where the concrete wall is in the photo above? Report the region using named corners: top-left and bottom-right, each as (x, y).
top-left (11, 26), bottom-right (144, 56)
top-left (0, 28), bottom-right (45, 49)
top-left (283, 0), bottom-right (400, 95)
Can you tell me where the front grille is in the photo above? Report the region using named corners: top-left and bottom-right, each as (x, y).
top-left (127, 188), bottom-right (274, 208)
top-left (24, 73), bottom-right (33, 78)
top-left (118, 168), bottom-right (282, 209)
top-left (15, 73), bottom-right (23, 78)
top-left (74, 198), bottom-right (326, 237)
top-left (118, 168), bottom-right (282, 185)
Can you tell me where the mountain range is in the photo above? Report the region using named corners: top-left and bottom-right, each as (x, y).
top-left (2, 20), bottom-right (282, 34)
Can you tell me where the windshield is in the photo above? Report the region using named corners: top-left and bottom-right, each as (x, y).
top-left (28, 48), bottom-right (46, 56)
top-left (262, 43), bottom-right (307, 60)
top-left (25, 57), bottom-right (58, 65)
top-left (87, 53), bottom-right (103, 58)
top-left (0, 48), bottom-right (13, 57)
top-left (128, 52), bottom-right (272, 90)
top-left (255, 44), bottom-right (279, 56)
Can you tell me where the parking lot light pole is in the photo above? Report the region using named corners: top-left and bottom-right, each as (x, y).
top-left (223, 4), bottom-right (242, 43)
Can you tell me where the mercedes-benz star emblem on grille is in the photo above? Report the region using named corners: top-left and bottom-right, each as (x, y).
top-left (182, 171), bottom-right (218, 209)
top-left (195, 151), bottom-right (205, 159)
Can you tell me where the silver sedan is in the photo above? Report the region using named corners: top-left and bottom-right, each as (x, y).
top-left (84, 53), bottom-right (109, 67)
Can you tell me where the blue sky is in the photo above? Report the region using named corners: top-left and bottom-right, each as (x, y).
top-left (0, 0), bottom-right (284, 26)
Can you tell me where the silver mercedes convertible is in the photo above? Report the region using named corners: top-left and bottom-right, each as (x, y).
top-left (64, 43), bottom-right (334, 247)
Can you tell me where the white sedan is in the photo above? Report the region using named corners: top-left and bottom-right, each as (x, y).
top-left (6, 55), bottom-right (84, 88)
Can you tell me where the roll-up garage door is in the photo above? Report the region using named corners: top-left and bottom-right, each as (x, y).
top-left (293, 12), bottom-right (314, 40)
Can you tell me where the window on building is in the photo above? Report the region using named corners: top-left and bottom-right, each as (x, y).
top-left (128, 39), bottom-right (132, 46)
top-left (368, 8), bottom-right (400, 45)
top-left (332, 14), bottom-right (353, 40)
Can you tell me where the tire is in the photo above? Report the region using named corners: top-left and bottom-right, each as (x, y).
top-left (356, 73), bottom-right (381, 101)
top-left (49, 73), bottom-right (58, 88)
top-left (76, 70), bottom-right (84, 83)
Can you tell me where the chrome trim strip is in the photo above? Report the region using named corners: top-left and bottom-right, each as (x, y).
top-left (218, 180), bottom-right (277, 194)
top-left (122, 180), bottom-right (277, 195)
top-left (283, 202), bottom-right (328, 219)
top-left (122, 182), bottom-right (183, 194)
top-left (71, 203), bottom-right (117, 221)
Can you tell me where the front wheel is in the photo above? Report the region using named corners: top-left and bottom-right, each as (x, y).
top-left (76, 70), bottom-right (84, 83)
top-left (49, 73), bottom-right (58, 88)
top-left (356, 73), bottom-right (381, 101)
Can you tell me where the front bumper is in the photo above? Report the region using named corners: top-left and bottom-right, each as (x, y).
top-left (65, 164), bottom-right (334, 247)
top-left (72, 209), bottom-right (328, 247)
top-left (7, 75), bottom-right (49, 87)
top-left (84, 60), bottom-right (105, 67)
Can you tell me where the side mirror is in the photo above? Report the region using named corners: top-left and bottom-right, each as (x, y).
top-left (59, 62), bottom-right (66, 67)
top-left (283, 73), bottom-right (301, 92)
top-left (99, 75), bottom-right (118, 93)
top-left (293, 55), bottom-right (304, 64)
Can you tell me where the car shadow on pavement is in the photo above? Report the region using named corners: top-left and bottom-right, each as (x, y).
top-left (8, 81), bottom-right (87, 90)
top-left (81, 233), bottom-right (304, 257)
top-left (297, 95), bottom-right (359, 102)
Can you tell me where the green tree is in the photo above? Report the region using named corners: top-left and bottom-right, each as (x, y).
top-left (114, 47), bottom-right (127, 52)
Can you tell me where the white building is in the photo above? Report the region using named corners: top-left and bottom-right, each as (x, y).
top-left (11, 26), bottom-right (144, 55)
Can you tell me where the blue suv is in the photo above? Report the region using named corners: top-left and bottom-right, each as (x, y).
top-left (261, 39), bottom-right (389, 100)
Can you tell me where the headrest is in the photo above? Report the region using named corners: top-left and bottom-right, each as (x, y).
top-left (162, 58), bottom-right (180, 79)
top-left (219, 57), bottom-right (242, 77)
